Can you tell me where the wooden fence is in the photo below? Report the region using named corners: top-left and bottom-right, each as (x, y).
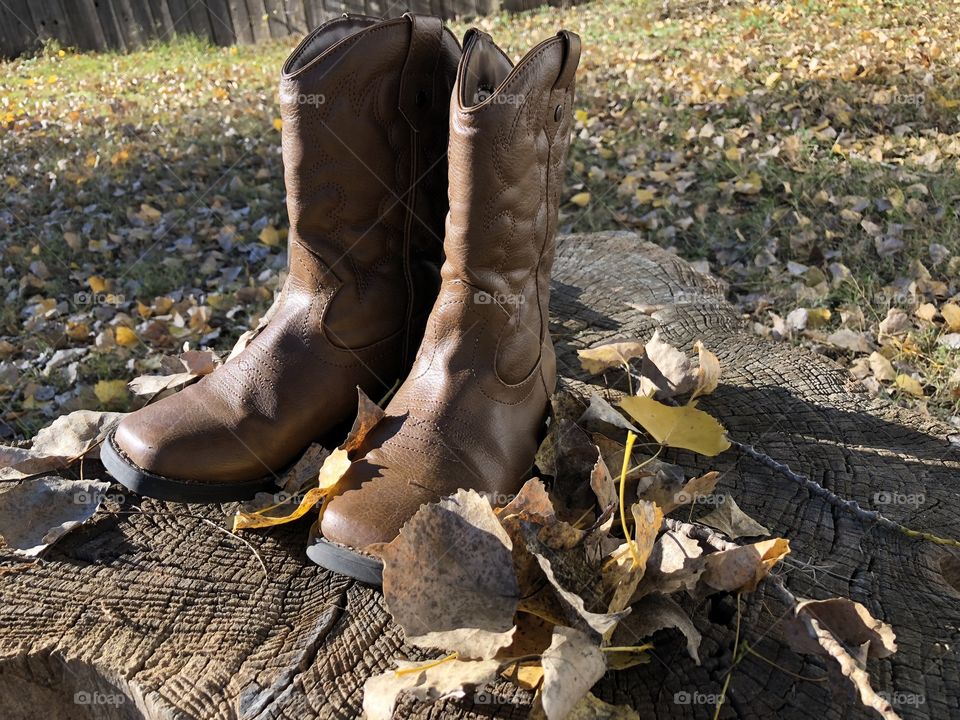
top-left (0, 0), bottom-right (570, 58)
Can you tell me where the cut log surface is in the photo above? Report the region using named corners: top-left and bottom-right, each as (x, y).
top-left (1, 231), bottom-right (958, 719)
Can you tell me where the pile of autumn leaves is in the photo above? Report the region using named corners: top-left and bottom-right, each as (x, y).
top-left (244, 333), bottom-right (899, 720)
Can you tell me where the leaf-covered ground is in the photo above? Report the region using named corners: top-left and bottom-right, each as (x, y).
top-left (1, 0), bottom-right (958, 440)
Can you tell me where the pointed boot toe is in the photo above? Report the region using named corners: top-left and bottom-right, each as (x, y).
top-left (103, 385), bottom-right (280, 502)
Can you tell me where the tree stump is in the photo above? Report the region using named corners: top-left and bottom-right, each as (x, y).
top-left (1, 231), bottom-right (957, 720)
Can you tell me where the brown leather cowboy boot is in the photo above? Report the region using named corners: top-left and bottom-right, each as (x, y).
top-left (311, 28), bottom-right (581, 582)
top-left (101, 14), bottom-right (461, 502)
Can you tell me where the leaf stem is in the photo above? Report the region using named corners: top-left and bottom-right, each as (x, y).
top-left (394, 652), bottom-right (459, 676)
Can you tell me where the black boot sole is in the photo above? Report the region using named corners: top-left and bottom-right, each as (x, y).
top-left (306, 529), bottom-right (384, 585)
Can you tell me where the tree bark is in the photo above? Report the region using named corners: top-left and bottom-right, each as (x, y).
top-left (1, 231), bottom-right (957, 719)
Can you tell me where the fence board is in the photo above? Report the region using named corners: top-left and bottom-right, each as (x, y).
top-left (227, 0), bottom-right (255, 43)
top-left (0, 0), bottom-right (39, 57)
top-left (90, 0), bottom-right (128, 51)
top-left (111, 0), bottom-right (149, 47)
top-left (0, 0), bottom-right (573, 57)
top-left (25, 0), bottom-right (71, 46)
top-left (244, 0), bottom-right (271, 43)
top-left (341, 0), bottom-right (367, 17)
top-left (283, 0), bottom-right (308, 36)
top-left (206, 0), bottom-right (237, 44)
top-left (69, 0), bottom-right (109, 51)
top-left (145, 0), bottom-right (176, 38)
top-left (260, 0), bottom-right (287, 38)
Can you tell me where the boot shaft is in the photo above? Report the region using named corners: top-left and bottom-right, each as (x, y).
top-left (442, 29), bottom-right (580, 378)
top-left (279, 15), bottom-right (460, 350)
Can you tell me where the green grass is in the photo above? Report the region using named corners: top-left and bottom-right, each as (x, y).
top-left (1, 0), bottom-right (959, 435)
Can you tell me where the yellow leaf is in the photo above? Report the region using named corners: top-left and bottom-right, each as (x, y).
top-left (140, 203), bottom-right (162, 221)
top-left (733, 172), bottom-right (762, 195)
top-left (577, 341), bottom-right (645, 375)
top-left (941, 302), bottom-right (960, 332)
top-left (620, 396), bottom-right (731, 456)
top-left (513, 665), bottom-right (544, 690)
top-left (94, 379), bottom-right (128, 406)
top-left (88, 276), bottom-right (107, 294)
top-left (272, 117), bottom-right (283, 131)
top-left (764, 71), bottom-right (782, 89)
top-left (574, 108), bottom-right (589, 124)
top-left (65, 321), bottom-right (89, 340)
top-left (232, 448), bottom-right (351, 531)
top-left (115, 326), bottom-right (138, 347)
top-left (887, 187), bottom-right (904, 209)
top-left (569, 192), bottom-right (591, 207)
top-left (634, 188), bottom-right (656, 204)
top-left (258, 225), bottom-right (281, 246)
top-left (807, 308), bottom-right (832, 328)
top-left (318, 447), bottom-right (351, 491)
top-left (895, 374), bottom-right (924, 397)
top-left (232, 486), bottom-right (327, 531)
top-left (916, 303), bottom-right (938, 323)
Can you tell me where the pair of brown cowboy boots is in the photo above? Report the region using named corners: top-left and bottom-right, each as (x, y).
top-left (101, 13), bottom-right (580, 583)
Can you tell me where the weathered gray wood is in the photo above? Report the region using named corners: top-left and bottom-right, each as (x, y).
top-left (90, 0), bottom-right (129, 51)
top-left (24, 0), bottom-right (71, 47)
top-left (111, 0), bottom-right (150, 48)
top-left (260, 0), bottom-right (286, 38)
top-left (0, 0), bottom-right (573, 56)
top-left (66, 0), bottom-right (109, 51)
top-left (282, 0), bottom-right (308, 37)
top-left (0, 0), bottom-right (38, 57)
top-left (206, 0), bottom-right (237, 44)
top-left (162, 0), bottom-right (195, 38)
top-left (1, 231), bottom-right (956, 719)
top-left (244, 0), bottom-right (272, 44)
top-left (341, 0), bottom-right (369, 18)
top-left (145, 0), bottom-right (176, 38)
top-left (227, 0), bottom-right (255, 43)
top-left (301, 0), bottom-right (326, 29)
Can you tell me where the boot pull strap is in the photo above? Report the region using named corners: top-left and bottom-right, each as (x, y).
top-left (552, 30), bottom-right (581, 92)
top-left (399, 13), bottom-right (445, 132)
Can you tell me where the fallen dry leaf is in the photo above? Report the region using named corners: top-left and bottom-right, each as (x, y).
top-left (559, 692), bottom-right (640, 719)
top-left (698, 494), bottom-right (770, 539)
top-left (540, 627), bottom-right (606, 720)
top-left (0, 476), bottom-right (111, 556)
top-left (783, 597), bottom-right (897, 659)
top-left (638, 470), bottom-right (720, 514)
top-left (612, 594), bottom-right (701, 664)
top-left (577, 341), bottom-right (645, 375)
top-left (783, 598), bottom-right (899, 720)
top-left (381, 489), bottom-right (519, 659)
top-left (362, 656), bottom-right (500, 720)
top-left (578, 394), bottom-right (640, 436)
top-left (0, 410), bottom-right (121, 480)
top-left (621, 396), bottom-right (731, 456)
top-left (633, 529), bottom-right (704, 599)
top-left (691, 340), bottom-right (721, 399)
top-left (941, 303), bottom-right (960, 332)
top-left (701, 538), bottom-right (790, 593)
top-left (639, 331), bottom-right (697, 399)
